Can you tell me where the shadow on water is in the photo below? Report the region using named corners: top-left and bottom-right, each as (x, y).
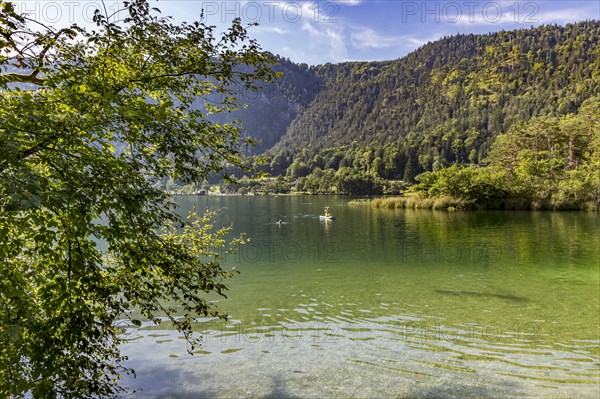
top-left (398, 381), bottom-right (522, 399)
top-left (435, 289), bottom-right (531, 303)
top-left (134, 357), bottom-right (525, 399)
top-left (140, 375), bottom-right (518, 399)
top-left (262, 374), bottom-right (294, 399)
top-left (143, 390), bottom-right (217, 399)
top-left (145, 373), bottom-right (305, 399)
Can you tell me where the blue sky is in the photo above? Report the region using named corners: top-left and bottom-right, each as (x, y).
top-left (167, 0), bottom-right (600, 64)
top-left (13, 0), bottom-right (600, 64)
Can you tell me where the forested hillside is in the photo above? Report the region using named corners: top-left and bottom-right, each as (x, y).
top-left (206, 56), bottom-right (321, 153)
top-left (407, 96), bottom-right (600, 210)
top-left (258, 21), bottom-right (599, 181)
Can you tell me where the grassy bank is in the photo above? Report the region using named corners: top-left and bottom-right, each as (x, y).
top-left (348, 196), bottom-right (475, 211)
top-left (348, 195), bottom-right (599, 211)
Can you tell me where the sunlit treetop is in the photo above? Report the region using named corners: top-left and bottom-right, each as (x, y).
top-left (0, 1), bottom-right (277, 397)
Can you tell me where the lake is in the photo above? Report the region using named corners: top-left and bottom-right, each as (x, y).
top-left (121, 195), bottom-right (600, 398)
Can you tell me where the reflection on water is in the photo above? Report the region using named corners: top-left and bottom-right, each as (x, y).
top-left (122, 196), bottom-right (600, 398)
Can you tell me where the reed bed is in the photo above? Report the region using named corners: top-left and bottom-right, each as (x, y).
top-left (348, 196), bottom-right (475, 211)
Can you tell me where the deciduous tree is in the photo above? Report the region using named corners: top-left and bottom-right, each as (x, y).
top-left (0, 1), bottom-right (276, 397)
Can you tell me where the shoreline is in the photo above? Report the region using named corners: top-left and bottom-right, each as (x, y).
top-left (168, 193), bottom-right (599, 211)
top-left (348, 196), bottom-right (600, 212)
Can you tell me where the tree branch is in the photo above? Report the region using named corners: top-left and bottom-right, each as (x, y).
top-left (1, 28), bottom-right (73, 86)
top-left (1, 71), bottom-right (46, 85)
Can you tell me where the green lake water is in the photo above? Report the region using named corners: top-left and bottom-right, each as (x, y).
top-left (122, 195), bottom-right (600, 398)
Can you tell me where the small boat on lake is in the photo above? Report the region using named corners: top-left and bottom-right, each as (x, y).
top-left (320, 207), bottom-right (335, 220)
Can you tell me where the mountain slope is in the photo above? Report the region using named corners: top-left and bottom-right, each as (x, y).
top-left (207, 56), bottom-right (322, 154)
top-left (262, 21), bottom-right (600, 180)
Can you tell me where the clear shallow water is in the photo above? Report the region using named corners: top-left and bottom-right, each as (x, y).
top-left (122, 196), bottom-right (600, 398)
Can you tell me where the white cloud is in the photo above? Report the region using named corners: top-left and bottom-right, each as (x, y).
top-left (301, 19), bottom-right (321, 36)
top-left (350, 26), bottom-right (405, 49)
top-left (533, 8), bottom-right (594, 24)
top-left (347, 23), bottom-right (446, 56)
top-left (253, 26), bottom-right (290, 34)
top-left (450, 1), bottom-right (596, 27)
top-left (404, 32), bottom-right (446, 48)
top-left (301, 20), bottom-right (348, 62)
top-left (332, 0), bottom-right (363, 5)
